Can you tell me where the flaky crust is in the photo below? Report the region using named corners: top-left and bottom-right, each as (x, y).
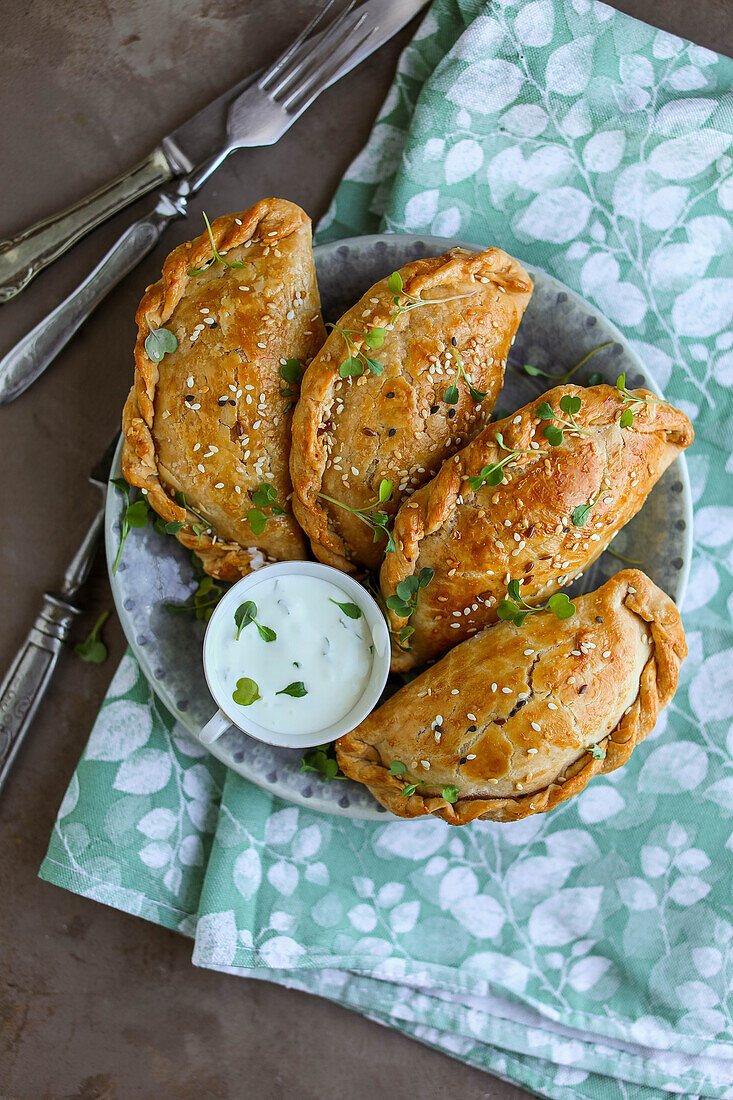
top-left (290, 247), bottom-right (532, 573)
top-left (121, 199), bottom-right (326, 580)
top-left (336, 570), bottom-right (686, 824)
top-left (381, 384), bottom-right (692, 669)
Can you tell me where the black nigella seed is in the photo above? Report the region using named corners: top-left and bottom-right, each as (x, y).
top-left (467, 725), bottom-right (477, 733)
top-left (210, 321), bottom-right (218, 328)
top-left (578, 684), bottom-right (588, 695)
top-left (185, 395), bottom-right (195, 403)
top-left (508, 699), bottom-right (527, 718)
top-left (459, 756), bottom-right (467, 764)
top-left (388, 428), bottom-right (396, 437)
top-left (218, 398), bottom-right (228, 406)
top-left (430, 405), bottom-right (439, 414)
top-left (451, 336), bottom-right (457, 346)
top-left (386, 391), bottom-right (395, 399)
top-left (595, 616), bottom-right (604, 623)
top-left (448, 408), bottom-right (456, 419)
top-left (229, 399), bottom-right (236, 406)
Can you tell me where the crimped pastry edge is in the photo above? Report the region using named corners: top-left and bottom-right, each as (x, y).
top-left (335, 570), bottom-right (687, 825)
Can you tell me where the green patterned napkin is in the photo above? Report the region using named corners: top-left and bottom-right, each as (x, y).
top-left (41, 2), bottom-right (733, 1096)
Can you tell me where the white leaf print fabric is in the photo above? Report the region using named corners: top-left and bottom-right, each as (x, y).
top-left (41, 3), bottom-right (733, 1097)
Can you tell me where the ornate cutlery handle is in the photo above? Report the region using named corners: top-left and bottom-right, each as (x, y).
top-left (0, 594), bottom-right (80, 794)
top-left (0, 147), bottom-right (180, 302)
top-left (0, 190), bottom-right (188, 405)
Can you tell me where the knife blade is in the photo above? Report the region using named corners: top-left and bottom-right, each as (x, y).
top-left (0, 0), bottom-right (428, 302)
top-left (0, 432), bottom-right (120, 795)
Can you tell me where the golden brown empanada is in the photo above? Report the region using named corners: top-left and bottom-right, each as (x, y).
top-left (122, 198), bottom-right (326, 580)
top-left (337, 569), bottom-right (686, 824)
top-left (381, 384), bottom-right (692, 670)
top-left (290, 247), bottom-right (532, 573)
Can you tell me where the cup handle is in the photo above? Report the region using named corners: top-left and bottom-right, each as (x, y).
top-left (198, 709), bottom-right (231, 745)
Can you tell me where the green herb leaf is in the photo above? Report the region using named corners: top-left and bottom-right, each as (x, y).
top-left (587, 371), bottom-right (603, 386)
top-left (616, 372), bottom-right (626, 391)
top-left (589, 743), bottom-right (606, 760)
top-left (299, 745), bottom-right (344, 780)
top-left (339, 356), bottom-right (363, 378)
top-left (537, 402), bottom-right (555, 420)
top-left (417, 567), bottom-right (435, 589)
top-left (251, 483), bottom-right (277, 508)
top-left (234, 601), bottom-right (257, 640)
top-left (247, 508), bottom-right (267, 536)
top-left (444, 384), bottom-right (459, 405)
top-left (364, 327), bottom-right (386, 349)
top-left (523, 363), bottom-right (549, 378)
top-left (402, 783), bottom-right (418, 797)
top-left (388, 760), bottom-right (407, 775)
top-left (572, 503), bottom-right (593, 526)
top-left (232, 677), bottom-right (260, 706)
top-left (365, 357), bottom-right (384, 376)
top-left (442, 785), bottom-right (460, 804)
top-left (144, 322), bottom-right (178, 362)
top-left (507, 579), bottom-right (521, 601)
top-left (396, 577), bottom-right (418, 600)
top-left (256, 623), bottom-right (277, 643)
top-left (398, 624), bottom-right (415, 645)
top-left (468, 383), bottom-right (487, 403)
top-left (543, 425), bottom-right (563, 446)
top-left (386, 595), bottom-right (412, 618)
top-left (189, 211), bottom-right (247, 275)
top-left (547, 592), bottom-right (576, 619)
top-left (277, 681), bottom-right (308, 698)
top-left (387, 271), bottom-right (403, 295)
top-left (619, 408), bottom-right (634, 428)
top-left (74, 610), bottom-right (110, 664)
top-left (126, 499), bottom-right (151, 528)
top-left (280, 358), bottom-right (303, 386)
top-left (560, 394), bottom-right (582, 415)
top-left (329, 598), bottom-right (362, 619)
top-left (497, 600), bottom-right (519, 621)
top-left (378, 479), bottom-right (393, 503)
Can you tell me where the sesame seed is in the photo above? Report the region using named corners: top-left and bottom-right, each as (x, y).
top-left (491, 683), bottom-right (497, 693)
top-left (524, 649), bottom-right (534, 656)
top-left (531, 722), bottom-right (541, 732)
top-left (528, 748), bottom-right (538, 754)
top-left (548, 702), bottom-right (558, 710)
top-left (451, 689), bottom-right (459, 695)
top-left (502, 687), bottom-right (512, 694)
top-left (420, 760), bottom-right (430, 770)
top-left (450, 623), bottom-right (460, 629)
top-left (467, 754), bottom-right (476, 760)
top-left (214, 482), bottom-right (224, 489)
top-left (197, 464), bottom-right (205, 473)
top-left (186, 376), bottom-right (194, 387)
top-left (603, 650), bottom-right (612, 658)
top-left (467, 712), bottom-right (476, 721)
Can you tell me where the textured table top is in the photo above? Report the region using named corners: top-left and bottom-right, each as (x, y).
top-left (0, 2), bottom-right (729, 1097)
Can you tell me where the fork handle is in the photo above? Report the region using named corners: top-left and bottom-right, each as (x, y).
top-left (0, 146), bottom-right (181, 303)
top-left (0, 190), bottom-right (188, 405)
top-left (0, 594), bottom-right (80, 795)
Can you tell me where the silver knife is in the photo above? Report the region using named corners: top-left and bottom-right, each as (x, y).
top-left (0, 0), bottom-right (427, 406)
top-left (0, 432), bottom-right (120, 795)
top-left (0, 0), bottom-right (425, 303)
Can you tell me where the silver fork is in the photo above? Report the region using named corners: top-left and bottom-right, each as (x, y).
top-left (0, 0), bottom-right (378, 405)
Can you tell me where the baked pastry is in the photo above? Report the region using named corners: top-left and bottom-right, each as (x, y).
top-left (336, 569), bottom-right (686, 824)
top-left (381, 383), bottom-right (693, 669)
top-left (121, 198), bottom-right (325, 580)
top-left (290, 247), bottom-right (532, 573)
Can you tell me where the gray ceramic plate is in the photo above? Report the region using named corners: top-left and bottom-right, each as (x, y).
top-left (106, 233), bottom-right (692, 821)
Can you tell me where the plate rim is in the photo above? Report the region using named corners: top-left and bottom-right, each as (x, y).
top-left (105, 230), bottom-right (693, 820)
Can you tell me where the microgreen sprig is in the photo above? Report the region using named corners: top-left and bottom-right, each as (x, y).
top-left (614, 372), bottom-right (667, 428)
top-left (158, 490), bottom-right (213, 544)
top-left (468, 431), bottom-right (542, 490)
top-left (386, 567), bottom-right (434, 649)
top-left (443, 344), bottom-right (486, 405)
top-left (277, 681), bottom-right (307, 697)
top-left (300, 744), bottom-right (345, 780)
top-left (144, 314), bottom-right (178, 362)
top-left (497, 580), bottom-right (576, 627)
top-left (188, 211), bottom-right (248, 275)
top-left (536, 393), bottom-right (590, 445)
top-left (387, 271), bottom-right (476, 323)
top-left (234, 600), bottom-right (276, 643)
top-left (247, 483), bottom-right (287, 536)
top-left (522, 343), bottom-right (613, 386)
top-left (387, 760), bottom-right (459, 804)
top-left (316, 478), bottom-right (396, 553)
top-left (110, 478), bottom-right (151, 574)
top-left (280, 357), bottom-right (304, 411)
top-left (589, 743), bottom-right (607, 760)
top-left (74, 610), bottom-right (110, 664)
top-left (329, 323), bottom-right (385, 379)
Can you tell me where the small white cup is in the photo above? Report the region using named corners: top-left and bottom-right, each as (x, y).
top-left (199, 560), bottom-right (391, 750)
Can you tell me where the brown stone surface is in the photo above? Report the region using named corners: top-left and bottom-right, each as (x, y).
top-left (0, 2), bottom-right (729, 1097)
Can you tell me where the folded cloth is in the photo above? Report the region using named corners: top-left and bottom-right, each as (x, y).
top-left (41, 2), bottom-right (733, 1096)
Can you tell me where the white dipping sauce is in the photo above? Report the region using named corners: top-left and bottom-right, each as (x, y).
top-left (208, 574), bottom-right (374, 735)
